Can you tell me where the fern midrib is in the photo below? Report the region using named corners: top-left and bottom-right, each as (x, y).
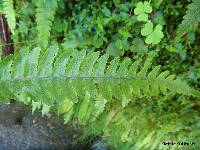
top-left (0, 75), bottom-right (154, 83)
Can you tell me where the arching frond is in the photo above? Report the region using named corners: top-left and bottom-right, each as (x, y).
top-left (0, 45), bottom-right (199, 149)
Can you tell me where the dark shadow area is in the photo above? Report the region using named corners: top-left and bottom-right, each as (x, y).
top-left (0, 102), bottom-right (92, 150)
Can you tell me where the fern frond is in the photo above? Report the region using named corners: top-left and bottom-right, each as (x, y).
top-left (0, 45), bottom-right (199, 148)
top-left (36, 0), bottom-right (58, 48)
top-left (0, 44), bottom-right (199, 109)
top-left (176, 0), bottom-right (200, 38)
top-left (2, 0), bottom-right (16, 34)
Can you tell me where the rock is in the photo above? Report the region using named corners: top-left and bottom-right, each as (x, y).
top-left (90, 139), bottom-right (108, 150)
top-left (0, 102), bottom-right (86, 150)
top-left (0, 137), bottom-right (5, 150)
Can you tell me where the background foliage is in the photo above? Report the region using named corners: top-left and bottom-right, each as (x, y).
top-left (0, 0), bottom-right (200, 149)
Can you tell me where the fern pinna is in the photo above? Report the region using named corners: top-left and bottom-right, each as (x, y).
top-left (2, 0), bottom-right (16, 34)
top-left (0, 45), bottom-right (199, 149)
top-left (36, 0), bottom-right (58, 48)
top-left (176, 0), bottom-right (200, 39)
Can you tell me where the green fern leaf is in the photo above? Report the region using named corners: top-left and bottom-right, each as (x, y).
top-left (0, 45), bottom-right (199, 103)
top-left (94, 96), bottom-right (107, 117)
top-left (0, 45), bottom-right (199, 133)
top-left (42, 104), bottom-right (51, 116)
top-left (36, 0), bottom-right (58, 48)
top-left (77, 91), bottom-right (91, 124)
top-left (176, 0), bottom-right (200, 38)
top-left (64, 107), bottom-right (74, 124)
top-left (32, 100), bottom-right (42, 114)
top-left (2, 0), bottom-right (16, 34)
